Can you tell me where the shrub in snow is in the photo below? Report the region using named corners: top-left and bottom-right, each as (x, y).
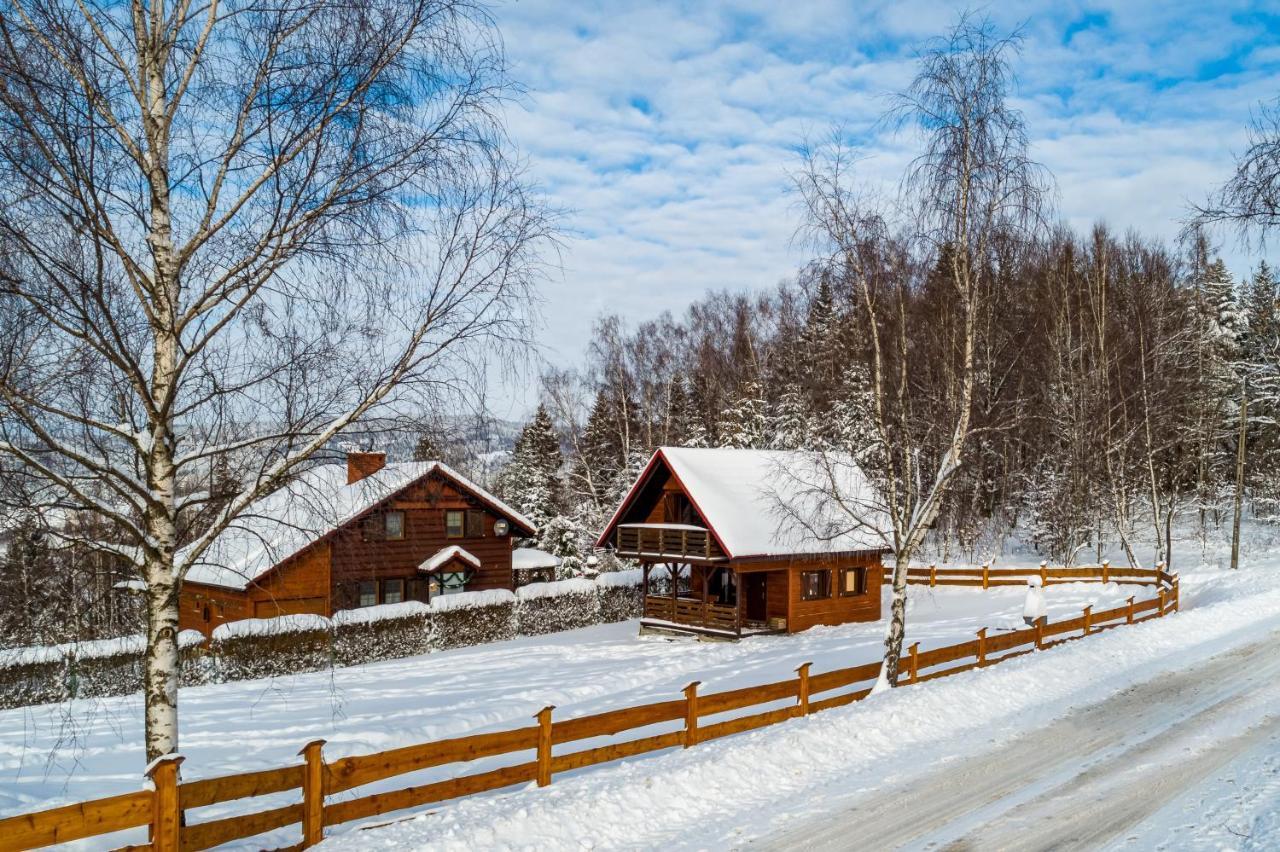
top-left (212, 615), bottom-right (333, 681)
top-left (68, 636), bottom-right (145, 701)
top-left (516, 579), bottom-right (599, 635)
top-left (0, 652), bottom-right (66, 709)
top-left (333, 602), bottom-right (432, 667)
top-left (429, 589), bottom-right (516, 650)
top-left (596, 569), bottom-right (645, 623)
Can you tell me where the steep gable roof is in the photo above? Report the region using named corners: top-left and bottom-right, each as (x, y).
top-left (184, 461), bottom-right (534, 590)
top-left (597, 447), bottom-right (891, 559)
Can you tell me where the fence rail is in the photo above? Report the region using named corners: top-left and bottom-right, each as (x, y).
top-left (0, 565), bottom-right (1179, 852)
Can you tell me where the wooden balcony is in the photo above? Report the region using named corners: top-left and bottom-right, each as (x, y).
top-left (643, 595), bottom-right (739, 634)
top-left (615, 524), bottom-right (727, 562)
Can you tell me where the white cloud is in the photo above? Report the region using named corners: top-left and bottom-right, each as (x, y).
top-left (486, 0), bottom-right (1280, 413)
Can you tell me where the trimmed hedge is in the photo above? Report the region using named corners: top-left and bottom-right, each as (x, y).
top-left (0, 572), bottom-right (645, 709)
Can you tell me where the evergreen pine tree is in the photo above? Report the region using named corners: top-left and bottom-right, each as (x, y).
top-left (770, 390), bottom-right (811, 449)
top-left (497, 404), bottom-right (563, 531)
top-left (718, 380), bottom-right (769, 449)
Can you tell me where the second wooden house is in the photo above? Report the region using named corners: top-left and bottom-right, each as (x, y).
top-left (597, 447), bottom-right (891, 638)
top-left (180, 452), bottom-right (537, 635)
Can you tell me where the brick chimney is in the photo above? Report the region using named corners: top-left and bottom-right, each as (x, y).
top-left (346, 451), bottom-right (386, 484)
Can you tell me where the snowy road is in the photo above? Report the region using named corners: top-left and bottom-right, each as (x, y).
top-left (756, 627), bottom-right (1280, 852)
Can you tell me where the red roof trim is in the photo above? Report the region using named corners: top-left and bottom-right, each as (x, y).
top-left (594, 448), bottom-right (734, 559)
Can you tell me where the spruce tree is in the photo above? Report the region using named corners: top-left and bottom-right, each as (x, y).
top-left (498, 404), bottom-right (563, 531)
top-left (718, 380), bottom-right (770, 449)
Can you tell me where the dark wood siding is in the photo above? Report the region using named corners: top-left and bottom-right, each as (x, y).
top-left (329, 473), bottom-right (515, 607)
top-left (180, 469), bottom-right (518, 633)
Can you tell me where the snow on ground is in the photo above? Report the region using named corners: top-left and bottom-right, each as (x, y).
top-left (0, 573), bottom-right (1138, 848)
top-left (338, 556), bottom-right (1280, 852)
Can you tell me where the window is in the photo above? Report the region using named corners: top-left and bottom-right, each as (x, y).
top-left (383, 578), bottom-right (404, 604)
top-left (840, 566), bottom-right (868, 597)
top-left (800, 570), bottom-right (831, 601)
top-left (465, 509), bottom-right (485, 537)
top-left (431, 571), bottom-right (469, 596)
top-left (445, 510), bottom-right (464, 538)
top-left (358, 580), bottom-right (377, 607)
top-left (384, 511), bottom-right (405, 540)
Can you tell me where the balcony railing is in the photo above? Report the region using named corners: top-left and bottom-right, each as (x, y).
top-left (615, 524), bottom-right (727, 561)
top-left (643, 595), bottom-right (739, 633)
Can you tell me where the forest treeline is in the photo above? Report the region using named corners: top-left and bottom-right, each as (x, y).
top-left (499, 227), bottom-right (1279, 570)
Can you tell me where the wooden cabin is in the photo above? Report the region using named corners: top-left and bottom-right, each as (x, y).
top-left (597, 447), bottom-right (890, 639)
top-left (179, 452), bottom-right (536, 635)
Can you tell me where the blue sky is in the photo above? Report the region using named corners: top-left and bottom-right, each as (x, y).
top-left (488, 0), bottom-right (1280, 416)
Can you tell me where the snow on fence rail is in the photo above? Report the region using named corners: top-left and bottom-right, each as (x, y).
top-left (0, 565), bottom-right (1179, 852)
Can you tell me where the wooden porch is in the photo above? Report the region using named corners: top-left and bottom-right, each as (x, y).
top-left (639, 563), bottom-right (783, 639)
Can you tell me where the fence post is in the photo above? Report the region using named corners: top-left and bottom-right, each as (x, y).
top-left (1158, 589), bottom-right (1167, 616)
top-left (1127, 595), bottom-right (1135, 625)
top-left (1102, 559), bottom-right (1110, 584)
top-left (1083, 605), bottom-right (1092, 636)
top-left (1173, 578), bottom-right (1180, 612)
top-left (1039, 560), bottom-right (1048, 586)
top-left (535, 706), bottom-right (555, 787)
top-left (1034, 620), bottom-right (1043, 650)
top-left (683, 682), bottom-right (700, 748)
top-left (796, 663), bottom-right (811, 716)
top-left (146, 754), bottom-right (184, 852)
top-left (909, 642), bottom-right (920, 684)
top-left (976, 628), bottom-right (987, 666)
top-left (298, 739), bottom-right (326, 848)
top-left (929, 564), bottom-right (937, 588)
top-left (981, 563), bottom-right (990, 590)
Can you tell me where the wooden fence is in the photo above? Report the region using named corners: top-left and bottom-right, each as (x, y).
top-left (0, 564), bottom-right (1178, 852)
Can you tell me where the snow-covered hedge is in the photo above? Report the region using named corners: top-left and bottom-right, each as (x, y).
top-left (0, 571), bottom-right (648, 709)
top-left (430, 589), bottom-right (517, 650)
top-left (212, 616), bottom-right (332, 681)
top-left (597, 570), bottom-right (645, 624)
top-left (333, 602), bottom-right (431, 667)
top-left (517, 579), bottom-right (599, 635)
top-left (0, 630), bottom-right (206, 709)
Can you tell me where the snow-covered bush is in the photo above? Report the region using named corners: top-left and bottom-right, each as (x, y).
top-left (333, 602), bottom-right (431, 666)
top-left (0, 649), bottom-right (65, 709)
top-left (596, 569), bottom-right (644, 623)
top-left (211, 615), bottom-right (333, 681)
top-left (429, 589), bottom-right (516, 650)
top-left (68, 635), bottom-right (145, 700)
top-left (516, 578), bottom-right (599, 635)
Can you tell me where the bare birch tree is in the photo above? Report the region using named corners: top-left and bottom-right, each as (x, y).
top-left (0, 0), bottom-right (551, 762)
top-left (795, 16), bottom-right (1050, 688)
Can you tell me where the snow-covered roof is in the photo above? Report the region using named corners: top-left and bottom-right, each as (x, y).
top-left (598, 447), bottom-right (891, 559)
top-left (512, 548), bottom-right (560, 571)
top-left (419, 545), bottom-right (482, 573)
top-left (184, 461), bottom-right (533, 590)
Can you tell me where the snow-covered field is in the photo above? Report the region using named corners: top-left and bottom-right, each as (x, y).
top-left (0, 573), bottom-right (1142, 848)
top-left (1, 527), bottom-right (1277, 851)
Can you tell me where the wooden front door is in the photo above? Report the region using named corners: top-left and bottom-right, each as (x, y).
top-left (744, 573), bottom-right (767, 623)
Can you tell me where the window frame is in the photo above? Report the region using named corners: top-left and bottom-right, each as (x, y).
top-left (357, 580), bottom-right (378, 607)
top-left (384, 510), bottom-right (405, 540)
top-left (799, 569), bottom-right (832, 601)
top-left (839, 566), bottom-right (868, 597)
top-left (382, 578), bottom-right (404, 604)
top-left (445, 510), bottom-right (465, 539)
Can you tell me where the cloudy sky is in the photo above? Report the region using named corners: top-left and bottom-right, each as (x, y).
top-left (487, 0), bottom-right (1280, 416)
